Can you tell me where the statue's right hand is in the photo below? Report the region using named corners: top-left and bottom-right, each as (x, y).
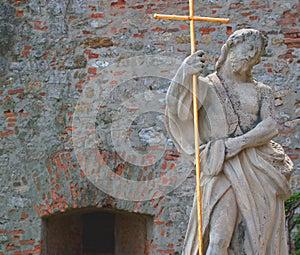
top-left (183, 50), bottom-right (206, 76)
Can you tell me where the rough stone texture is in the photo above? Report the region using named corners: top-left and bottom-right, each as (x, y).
top-left (0, 0), bottom-right (299, 254)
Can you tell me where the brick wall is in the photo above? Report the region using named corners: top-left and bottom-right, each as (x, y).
top-left (0, 0), bottom-right (299, 254)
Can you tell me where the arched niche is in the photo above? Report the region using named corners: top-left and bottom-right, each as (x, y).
top-left (40, 208), bottom-right (153, 255)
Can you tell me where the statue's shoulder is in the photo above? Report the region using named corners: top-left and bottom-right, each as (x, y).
top-left (198, 72), bottom-right (219, 87)
top-left (256, 81), bottom-right (271, 89)
top-left (256, 81), bottom-right (274, 97)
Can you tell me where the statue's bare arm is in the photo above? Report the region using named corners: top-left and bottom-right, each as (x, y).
top-left (166, 50), bottom-right (206, 119)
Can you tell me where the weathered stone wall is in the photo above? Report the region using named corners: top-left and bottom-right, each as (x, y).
top-left (0, 0), bottom-right (299, 254)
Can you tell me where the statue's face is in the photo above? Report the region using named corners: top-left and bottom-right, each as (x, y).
top-left (228, 36), bottom-right (263, 75)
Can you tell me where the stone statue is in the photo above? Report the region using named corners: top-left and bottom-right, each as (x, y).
top-left (165, 29), bottom-right (293, 254)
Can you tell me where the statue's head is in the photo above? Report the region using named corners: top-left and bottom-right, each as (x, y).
top-left (216, 29), bottom-right (268, 73)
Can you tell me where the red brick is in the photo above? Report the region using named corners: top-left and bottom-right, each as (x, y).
top-left (157, 249), bottom-right (175, 254)
top-left (278, 53), bottom-right (296, 59)
top-left (170, 163), bottom-right (175, 170)
top-left (288, 154), bottom-right (298, 159)
top-left (88, 53), bottom-right (99, 59)
top-left (34, 204), bottom-right (42, 217)
top-left (70, 182), bottom-right (76, 198)
top-left (88, 13), bottom-right (105, 18)
top-left (114, 70), bottom-right (126, 76)
top-left (209, 5), bottom-right (222, 9)
top-left (6, 243), bottom-right (18, 251)
top-left (82, 30), bottom-right (92, 34)
top-left (160, 161), bottom-right (167, 170)
top-left (145, 7), bottom-right (152, 14)
top-left (110, 27), bottom-right (117, 34)
top-left (5, 111), bottom-right (17, 118)
top-left (20, 214), bottom-right (29, 221)
top-left (9, 229), bottom-right (24, 235)
top-left (88, 5), bottom-right (97, 11)
top-left (56, 156), bottom-right (62, 171)
top-left (151, 27), bottom-right (163, 32)
top-left (278, 129), bottom-right (295, 134)
top-left (230, 3), bottom-right (242, 9)
top-left (226, 26), bottom-right (232, 35)
top-left (165, 155), bottom-right (179, 160)
top-left (111, 0), bottom-right (126, 7)
top-left (167, 28), bottom-right (179, 33)
top-left (12, 1), bottom-right (22, 4)
top-left (282, 11), bottom-right (300, 19)
top-left (8, 88), bottom-right (24, 95)
top-left (130, 4), bottom-right (144, 10)
top-left (241, 12), bottom-right (252, 17)
top-left (250, 2), bottom-right (259, 9)
top-left (284, 38), bottom-right (300, 44)
top-left (199, 27), bottom-right (216, 34)
top-left (19, 240), bottom-right (35, 245)
top-left (22, 50), bottom-right (30, 56)
top-left (287, 43), bottom-right (300, 49)
top-left (137, 169), bottom-right (143, 181)
top-left (177, 48), bottom-right (186, 53)
top-left (16, 10), bottom-right (23, 18)
top-left (180, 25), bottom-right (189, 30)
top-left (0, 130), bottom-right (14, 137)
top-left (134, 33), bottom-right (145, 38)
top-left (166, 221), bottom-right (173, 226)
top-left (7, 118), bottom-right (17, 122)
top-left (88, 67), bottom-right (97, 74)
top-left (154, 207), bottom-right (165, 220)
top-left (284, 33), bottom-right (298, 38)
top-left (277, 19), bottom-right (296, 25)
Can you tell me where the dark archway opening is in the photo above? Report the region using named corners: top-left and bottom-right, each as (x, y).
top-left (83, 212), bottom-right (115, 255)
top-left (41, 209), bottom-right (153, 255)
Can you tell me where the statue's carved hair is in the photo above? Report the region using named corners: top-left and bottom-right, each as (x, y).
top-left (216, 29), bottom-right (268, 71)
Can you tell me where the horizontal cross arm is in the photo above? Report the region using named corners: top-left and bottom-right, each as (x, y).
top-left (154, 13), bottom-right (230, 23)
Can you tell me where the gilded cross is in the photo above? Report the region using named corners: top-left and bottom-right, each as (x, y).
top-left (154, 2), bottom-right (229, 254)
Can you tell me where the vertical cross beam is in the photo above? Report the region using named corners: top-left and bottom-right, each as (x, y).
top-left (154, 2), bottom-right (229, 255)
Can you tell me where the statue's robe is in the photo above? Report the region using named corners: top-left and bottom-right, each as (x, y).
top-left (165, 67), bottom-right (293, 254)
